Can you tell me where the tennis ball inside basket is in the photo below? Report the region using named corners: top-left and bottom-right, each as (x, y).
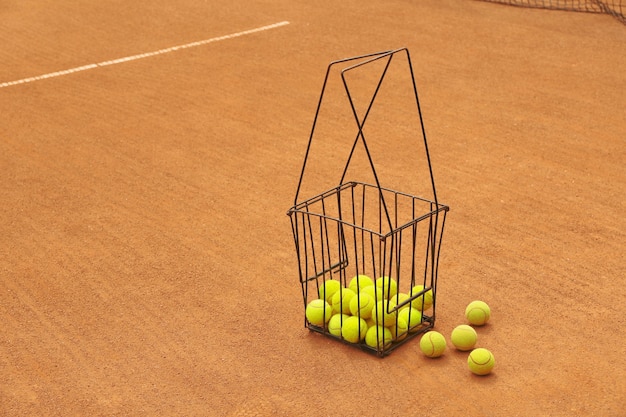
top-left (365, 325), bottom-right (393, 350)
top-left (465, 300), bottom-right (491, 326)
top-left (341, 316), bottom-right (368, 343)
top-left (328, 314), bottom-right (349, 337)
top-left (348, 274), bottom-right (374, 294)
top-left (375, 276), bottom-right (398, 300)
top-left (451, 324), bottom-right (478, 351)
top-left (398, 307), bottom-right (423, 333)
top-left (318, 279), bottom-right (341, 303)
top-left (409, 285), bottom-right (433, 311)
top-left (419, 331), bottom-right (447, 358)
top-left (349, 292), bottom-right (375, 319)
top-left (388, 316), bottom-right (409, 341)
top-left (468, 348), bottom-right (495, 375)
top-left (361, 285), bottom-right (383, 302)
top-left (373, 300), bottom-right (397, 327)
top-left (331, 287), bottom-right (356, 315)
top-left (305, 299), bottom-right (332, 326)
top-left (389, 292), bottom-right (410, 313)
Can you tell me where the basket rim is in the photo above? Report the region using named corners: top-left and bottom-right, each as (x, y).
top-left (287, 181), bottom-right (448, 239)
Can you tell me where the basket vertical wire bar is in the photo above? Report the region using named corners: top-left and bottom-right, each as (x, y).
top-left (290, 212), bottom-right (308, 327)
top-left (410, 197), bottom-right (418, 289)
top-left (320, 196), bottom-right (335, 283)
top-left (349, 184), bottom-right (361, 281)
top-left (433, 206), bottom-right (448, 320)
top-left (304, 204), bottom-right (320, 288)
top-left (335, 191), bottom-right (346, 287)
top-left (300, 211), bottom-right (311, 326)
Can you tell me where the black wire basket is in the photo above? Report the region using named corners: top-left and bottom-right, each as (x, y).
top-left (287, 48), bottom-right (449, 357)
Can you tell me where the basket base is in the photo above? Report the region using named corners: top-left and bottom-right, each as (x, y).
top-left (307, 315), bottom-right (435, 357)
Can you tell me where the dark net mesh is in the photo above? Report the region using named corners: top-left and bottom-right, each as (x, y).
top-left (476, 0), bottom-right (625, 24)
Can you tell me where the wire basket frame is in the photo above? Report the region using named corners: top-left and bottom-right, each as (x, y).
top-left (287, 48), bottom-right (449, 357)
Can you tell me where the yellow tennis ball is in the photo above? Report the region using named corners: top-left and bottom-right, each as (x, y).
top-left (349, 292), bottom-right (375, 319)
top-left (331, 287), bottom-right (356, 315)
top-left (375, 276), bottom-right (398, 300)
top-left (409, 285), bottom-right (433, 311)
top-left (305, 299), bottom-right (332, 326)
top-left (468, 348), bottom-right (495, 375)
top-left (419, 331), bottom-right (447, 358)
top-left (373, 300), bottom-right (397, 327)
top-left (398, 307), bottom-right (423, 333)
top-left (341, 316), bottom-right (368, 343)
top-left (465, 300), bottom-right (491, 326)
top-left (388, 316), bottom-right (408, 341)
top-left (388, 292), bottom-right (410, 312)
top-left (328, 314), bottom-right (349, 337)
top-left (365, 325), bottom-right (393, 350)
top-left (348, 274), bottom-right (374, 293)
top-left (361, 285), bottom-right (384, 302)
top-left (318, 279), bottom-right (341, 303)
top-left (451, 324), bottom-right (478, 351)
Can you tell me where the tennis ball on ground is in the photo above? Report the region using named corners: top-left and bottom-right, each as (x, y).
top-left (419, 331), bottom-right (447, 358)
top-left (331, 287), bottom-right (356, 315)
top-left (465, 300), bottom-right (491, 326)
top-left (398, 307), bottom-right (423, 333)
top-left (348, 274), bottom-right (374, 294)
top-left (365, 325), bottom-right (393, 350)
top-left (318, 279), bottom-right (341, 303)
top-left (409, 285), bottom-right (433, 311)
top-left (450, 324), bottom-right (478, 351)
top-left (349, 292), bottom-right (375, 319)
top-left (375, 276), bottom-right (398, 300)
top-left (341, 316), bottom-right (368, 343)
top-left (388, 292), bottom-right (410, 313)
top-left (387, 316), bottom-right (408, 341)
top-left (305, 299), bottom-right (332, 326)
top-left (468, 348), bottom-right (495, 375)
top-left (373, 300), bottom-right (397, 327)
top-left (328, 314), bottom-right (349, 337)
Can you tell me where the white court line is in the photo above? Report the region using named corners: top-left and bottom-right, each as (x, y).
top-left (0, 21), bottom-right (290, 89)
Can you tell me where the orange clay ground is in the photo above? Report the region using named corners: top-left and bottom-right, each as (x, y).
top-left (1, 1), bottom-right (625, 415)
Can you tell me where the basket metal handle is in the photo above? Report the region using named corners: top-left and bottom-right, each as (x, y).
top-left (292, 48), bottom-right (440, 233)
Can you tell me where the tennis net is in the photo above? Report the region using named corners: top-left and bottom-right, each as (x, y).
top-left (476, 0), bottom-right (625, 24)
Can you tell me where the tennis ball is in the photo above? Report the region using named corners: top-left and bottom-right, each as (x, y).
top-left (328, 314), bottom-right (349, 337)
top-left (373, 300), bottom-right (397, 327)
top-left (375, 276), bottom-right (398, 300)
top-left (465, 300), bottom-right (491, 326)
top-left (409, 285), bottom-right (433, 311)
top-left (318, 279), bottom-right (341, 303)
top-left (468, 348), bottom-right (495, 375)
top-left (365, 325), bottom-right (393, 350)
top-left (349, 292), bottom-right (375, 319)
top-left (348, 274), bottom-right (374, 294)
top-left (388, 316), bottom-right (408, 341)
top-left (388, 292), bottom-right (410, 313)
top-left (331, 287), bottom-right (356, 315)
top-left (305, 299), bottom-right (332, 326)
top-left (398, 307), bottom-right (423, 333)
top-left (341, 316), bottom-right (368, 343)
top-left (450, 324), bottom-right (478, 351)
top-left (419, 331), bottom-right (447, 358)
top-left (361, 285), bottom-right (383, 302)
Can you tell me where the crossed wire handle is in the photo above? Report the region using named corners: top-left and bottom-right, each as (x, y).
top-left (291, 48), bottom-right (440, 233)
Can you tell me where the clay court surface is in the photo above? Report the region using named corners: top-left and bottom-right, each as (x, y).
top-left (1, 0), bottom-right (625, 415)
